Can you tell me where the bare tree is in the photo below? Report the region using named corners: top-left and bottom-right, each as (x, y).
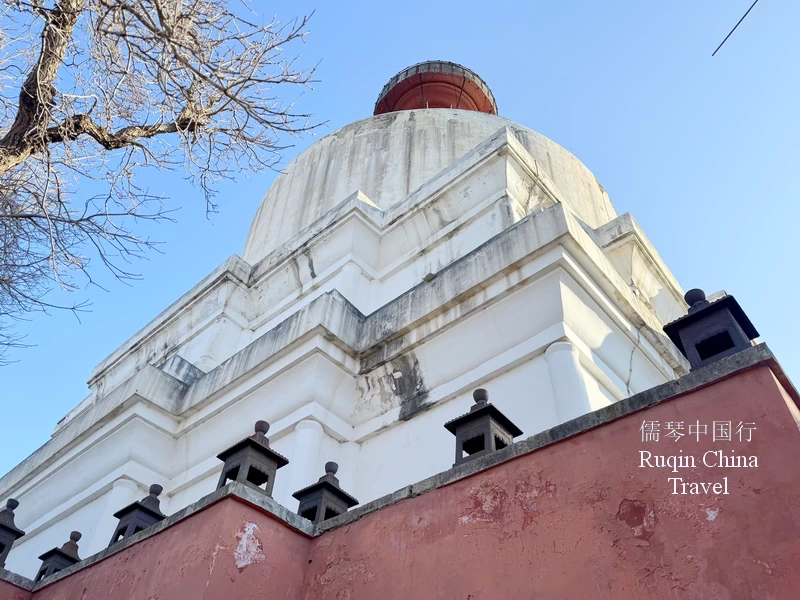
top-left (0, 0), bottom-right (316, 362)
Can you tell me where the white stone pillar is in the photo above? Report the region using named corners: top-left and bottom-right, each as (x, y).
top-left (545, 340), bottom-right (593, 422)
top-left (86, 478), bottom-right (140, 556)
top-left (287, 420), bottom-right (324, 510)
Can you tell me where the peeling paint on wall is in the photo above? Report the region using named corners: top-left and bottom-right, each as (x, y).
top-left (233, 522), bottom-right (265, 570)
top-left (310, 543), bottom-right (375, 599)
top-left (616, 498), bottom-right (657, 541)
top-left (458, 481), bottom-right (509, 525)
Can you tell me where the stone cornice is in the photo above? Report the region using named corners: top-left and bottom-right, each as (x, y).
top-left (594, 212), bottom-right (686, 308)
top-left (0, 367), bottom-right (186, 497)
top-left (89, 255), bottom-right (253, 388)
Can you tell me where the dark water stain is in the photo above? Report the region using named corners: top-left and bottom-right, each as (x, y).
top-left (393, 353), bottom-right (430, 421)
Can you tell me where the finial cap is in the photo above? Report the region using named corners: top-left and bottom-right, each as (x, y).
top-left (325, 461), bottom-right (339, 476)
top-left (149, 484), bottom-right (163, 497)
top-left (473, 388), bottom-right (489, 404)
top-left (69, 531), bottom-right (82, 543)
top-left (684, 288), bottom-right (706, 307)
top-left (255, 420), bottom-right (270, 435)
top-left (6, 498), bottom-right (19, 511)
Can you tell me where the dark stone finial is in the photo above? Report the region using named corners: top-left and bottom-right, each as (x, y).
top-left (473, 389), bottom-right (489, 404)
top-left (664, 289), bottom-right (759, 370)
top-left (0, 497), bottom-right (25, 569)
top-left (445, 388), bottom-right (523, 467)
top-left (108, 484), bottom-right (165, 548)
top-left (60, 530), bottom-right (81, 560)
top-left (293, 462), bottom-right (359, 524)
top-left (215, 419), bottom-right (288, 497)
top-left (684, 288), bottom-right (707, 308)
top-left (35, 531), bottom-right (82, 581)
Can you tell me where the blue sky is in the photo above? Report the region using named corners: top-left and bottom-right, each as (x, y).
top-left (2, 0), bottom-right (798, 476)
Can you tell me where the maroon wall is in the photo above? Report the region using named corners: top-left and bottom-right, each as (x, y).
top-left (16, 363), bottom-right (800, 599)
top-left (32, 500), bottom-right (310, 600)
top-left (0, 578), bottom-right (30, 600)
top-left (303, 365), bottom-right (800, 599)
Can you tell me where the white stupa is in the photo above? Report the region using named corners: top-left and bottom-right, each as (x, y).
top-left (0, 61), bottom-right (688, 577)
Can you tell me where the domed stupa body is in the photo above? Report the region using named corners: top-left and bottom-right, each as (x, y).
top-left (0, 61), bottom-right (688, 577)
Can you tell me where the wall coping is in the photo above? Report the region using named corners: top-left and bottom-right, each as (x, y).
top-left (1, 343), bottom-right (791, 593)
top-left (2, 481), bottom-right (313, 592)
top-left (0, 568), bottom-right (34, 592)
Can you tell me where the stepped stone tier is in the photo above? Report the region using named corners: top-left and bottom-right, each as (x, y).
top-left (0, 61), bottom-right (691, 578)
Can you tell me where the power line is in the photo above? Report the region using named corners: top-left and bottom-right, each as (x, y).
top-left (712, 0), bottom-right (761, 56)
top-left (712, 0), bottom-right (761, 57)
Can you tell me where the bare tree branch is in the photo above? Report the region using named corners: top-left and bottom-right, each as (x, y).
top-left (0, 0), bottom-right (318, 362)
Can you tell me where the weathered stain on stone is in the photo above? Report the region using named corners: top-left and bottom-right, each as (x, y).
top-left (355, 352), bottom-right (429, 422)
top-left (616, 498), bottom-right (657, 541)
top-left (304, 249), bottom-right (317, 279)
top-left (393, 354), bottom-right (430, 421)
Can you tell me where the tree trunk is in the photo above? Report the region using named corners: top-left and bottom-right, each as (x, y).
top-left (0, 0), bottom-right (85, 174)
